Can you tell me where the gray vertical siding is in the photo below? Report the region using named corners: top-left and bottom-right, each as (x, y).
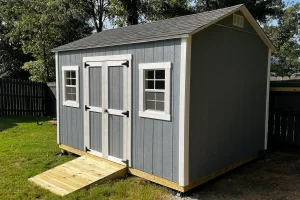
top-left (188, 14), bottom-right (268, 183)
top-left (58, 39), bottom-right (181, 183)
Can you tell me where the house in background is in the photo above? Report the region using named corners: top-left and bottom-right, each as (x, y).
top-left (52, 4), bottom-right (275, 192)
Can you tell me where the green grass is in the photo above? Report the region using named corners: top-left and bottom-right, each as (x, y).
top-left (0, 117), bottom-right (170, 200)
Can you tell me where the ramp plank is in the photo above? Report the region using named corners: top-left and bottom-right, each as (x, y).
top-left (29, 156), bottom-right (127, 196)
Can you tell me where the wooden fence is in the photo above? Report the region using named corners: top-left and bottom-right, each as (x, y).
top-left (0, 78), bottom-right (49, 116)
top-left (268, 81), bottom-right (300, 149)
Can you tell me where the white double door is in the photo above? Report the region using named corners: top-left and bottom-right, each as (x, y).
top-left (83, 56), bottom-right (131, 165)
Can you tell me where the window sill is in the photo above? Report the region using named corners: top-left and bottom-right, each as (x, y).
top-left (63, 101), bottom-right (79, 108)
top-left (139, 111), bottom-right (171, 121)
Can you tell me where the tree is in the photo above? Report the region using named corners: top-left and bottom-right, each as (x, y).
top-left (141, 0), bottom-right (195, 21)
top-left (80, 0), bottom-right (109, 32)
top-left (6, 0), bottom-right (92, 82)
top-left (109, 0), bottom-right (140, 27)
top-left (264, 3), bottom-right (300, 76)
top-left (195, 0), bottom-right (284, 22)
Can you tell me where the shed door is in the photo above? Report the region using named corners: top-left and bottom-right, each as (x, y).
top-left (104, 61), bottom-right (129, 164)
top-left (84, 57), bottom-right (131, 166)
top-left (84, 62), bottom-right (104, 157)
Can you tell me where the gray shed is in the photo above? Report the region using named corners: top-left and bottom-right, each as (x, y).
top-left (53, 4), bottom-right (275, 192)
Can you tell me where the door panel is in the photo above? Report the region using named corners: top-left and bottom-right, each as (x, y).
top-left (106, 63), bottom-right (126, 161)
top-left (108, 66), bottom-right (123, 110)
top-left (109, 115), bottom-right (123, 158)
top-left (90, 112), bottom-right (102, 152)
top-left (85, 64), bottom-right (103, 156)
top-left (89, 67), bottom-right (102, 107)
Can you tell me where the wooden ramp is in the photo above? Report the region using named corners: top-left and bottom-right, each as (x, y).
top-left (29, 156), bottom-right (127, 196)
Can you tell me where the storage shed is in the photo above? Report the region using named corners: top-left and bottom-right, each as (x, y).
top-left (53, 4), bottom-right (275, 192)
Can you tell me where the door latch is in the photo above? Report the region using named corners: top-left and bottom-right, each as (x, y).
top-left (85, 105), bottom-right (91, 111)
top-left (122, 111), bottom-right (129, 117)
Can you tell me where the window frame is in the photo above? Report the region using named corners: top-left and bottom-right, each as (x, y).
top-left (139, 62), bottom-right (171, 121)
top-left (62, 66), bottom-right (80, 108)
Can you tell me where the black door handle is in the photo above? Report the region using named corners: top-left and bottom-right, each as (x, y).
top-left (85, 105), bottom-right (91, 110)
top-left (104, 109), bottom-right (108, 113)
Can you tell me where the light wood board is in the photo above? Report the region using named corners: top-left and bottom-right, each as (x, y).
top-left (29, 156), bottom-right (127, 196)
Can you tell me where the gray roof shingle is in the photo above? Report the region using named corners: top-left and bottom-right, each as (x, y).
top-left (53, 4), bottom-right (243, 52)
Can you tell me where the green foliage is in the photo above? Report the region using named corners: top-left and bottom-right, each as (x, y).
top-left (264, 3), bottom-right (300, 76)
top-left (0, 0), bottom-right (92, 82)
top-left (22, 60), bottom-right (52, 82)
top-left (142, 0), bottom-right (195, 21)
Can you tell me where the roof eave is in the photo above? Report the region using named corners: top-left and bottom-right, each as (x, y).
top-left (52, 34), bottom-right (190, 53)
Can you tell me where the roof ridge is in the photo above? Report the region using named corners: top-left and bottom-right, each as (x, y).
top-left (97, 4), bottom-right (244, 34)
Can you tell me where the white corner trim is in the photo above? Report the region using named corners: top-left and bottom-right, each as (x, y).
top-left (55, 52), bottom-right (60, 144)
top-left (179, 37), bottom-right (191, 186)
top-left (62, 65), bottom-right (80, 108)
top-left (264, 49), bottom-right (271, 150)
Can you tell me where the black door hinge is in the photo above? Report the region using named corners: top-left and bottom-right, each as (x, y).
top-left (122, 60), bottom-right (129, 67)
top-left (84, 63), bottom-right (90, 68)
top-left (85, 147), bottom-right (91, 152)
top-left (122, 111), bottom-right (129, 117)
top-left (85, 105), bottom-right (91, 111)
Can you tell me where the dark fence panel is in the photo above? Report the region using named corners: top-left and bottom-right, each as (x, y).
top-left (46, 82), bottom-right (57, 117)
top-left (0, 78), bottom-right (46, 116)
top-left (268, 81), bottom-right (300, 149)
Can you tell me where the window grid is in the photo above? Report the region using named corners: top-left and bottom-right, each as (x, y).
top-left (144, 70), bottom-right (165, 111)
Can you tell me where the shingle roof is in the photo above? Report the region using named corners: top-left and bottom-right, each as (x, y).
top-left (53, 4), bottom-right (243, 52)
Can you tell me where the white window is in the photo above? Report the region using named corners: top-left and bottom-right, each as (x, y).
top-left (233, 14), bottom-right (244, 28)
top-left (62, 66), bottom-right (79, 108)
top-left (139, 62), bottom-right (171, 121)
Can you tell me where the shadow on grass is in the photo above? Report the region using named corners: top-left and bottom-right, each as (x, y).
top-left (0, 116), bottom-right (51, 132)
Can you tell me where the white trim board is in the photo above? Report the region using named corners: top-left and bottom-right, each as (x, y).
top-left (264, 49), bottom-right (271, 149)
top-left (178, 37), bottom-right (191, 186)
top-left (55, 53), bottom-right (60, 144)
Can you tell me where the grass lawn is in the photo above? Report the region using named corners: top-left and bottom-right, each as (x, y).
top-left (0, 117), bottom-right (170, 200)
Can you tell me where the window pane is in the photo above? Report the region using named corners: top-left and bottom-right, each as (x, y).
top-left (145, 70), bottom-right (154, 79)
top-left (156, 102), bottom-right (164, 111)
top-left (146, 101), bottom-right (155, 110)
top-left (66, 78), bottom-right (71, 85)
top-left (145, 80), bottom-right (154, 89)
top-left (146, 92), bottom-right (155, 100)
top-left (155, 70), bottom-right (165, 79)
top-left (156, 92), bottom-right (164, 101)
top-left (71, 94), bottom-right (76, 101)
top-left (71, 71), bottom-right (76, 78)
top-left (66, 71), bottom-right (70, 78)
top-left (71, 79), bottom-right (76, 85)
top-left (155, 81), bottom-right (165, 89)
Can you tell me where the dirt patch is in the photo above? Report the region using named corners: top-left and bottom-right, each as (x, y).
top-left (172, 152), bottom-right (300, 200)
